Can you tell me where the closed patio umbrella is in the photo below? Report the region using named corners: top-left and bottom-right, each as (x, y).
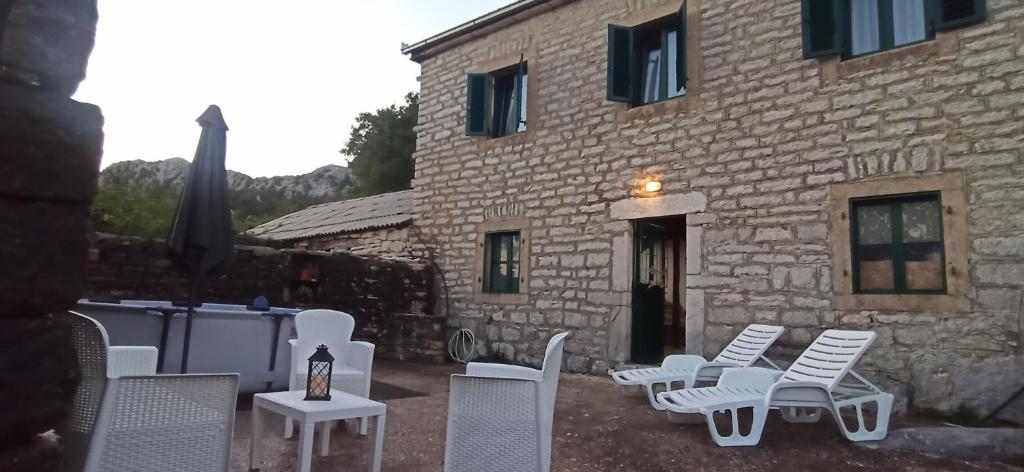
top-left (168, 104), bottom-right (234, 374)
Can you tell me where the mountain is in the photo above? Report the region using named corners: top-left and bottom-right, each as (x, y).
top-left (93, 158), bottom-right (353, 241)
top-left (99, 158), bottom-right (351, 199)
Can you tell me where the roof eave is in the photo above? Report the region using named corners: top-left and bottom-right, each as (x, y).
top-left (401, 0), bottom-right (573, 62)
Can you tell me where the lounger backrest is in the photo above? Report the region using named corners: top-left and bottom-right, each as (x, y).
top-left (711, 324), bottom-right (785, 366)
top-left (781, 330), bottom-right (876, 390)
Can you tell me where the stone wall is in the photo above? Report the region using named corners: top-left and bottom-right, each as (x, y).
top-left (0, 0), bottom-right (103, 469)
top-left (408, 0), bottom-right (1024, 421)
top-left (295, 225), bottom-right (412, 258)
top-left (85, 234), bottom-right (447, 364)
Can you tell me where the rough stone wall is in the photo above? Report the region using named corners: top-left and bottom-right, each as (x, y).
top-left (409, 0), bottom-right (1024, 420)
top-left (85, 234), bottom-right (447, 364)
top-left (0, 0), bottom-right (103, 469)
top-left (296, 225), bottom-right (412, 258)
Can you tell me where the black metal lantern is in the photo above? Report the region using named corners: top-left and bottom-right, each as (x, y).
top-left (304, 344), bottom-right (334, 401)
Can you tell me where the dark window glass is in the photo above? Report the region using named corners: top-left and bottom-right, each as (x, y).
top-left (484, 231), bottom-right (521, 293)
top-left (636, 24), bottom-right (685, 105)
top-left (852, 193), bottom-right (945, 294)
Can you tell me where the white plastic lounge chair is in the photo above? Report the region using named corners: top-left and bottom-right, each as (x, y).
top-left (610, 324), bottom-right (784, 410)
top-left (285, 309), bottom-right (375, 438)
top-left (657, 329), bottom-right (894, 447)
top-left (60, 311), bottom-right (239, 472)
top-left (444, 332), bottom-right (568, 472)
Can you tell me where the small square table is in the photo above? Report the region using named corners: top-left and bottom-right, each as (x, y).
top-left (249, 389), bottom-right (386, 472)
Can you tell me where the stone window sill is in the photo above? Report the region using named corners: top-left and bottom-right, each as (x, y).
top-left (474, 292), bottom-right (529, 305)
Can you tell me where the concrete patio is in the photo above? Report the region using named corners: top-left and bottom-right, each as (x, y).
top-left (231, 361), bottom-right (1021, 472)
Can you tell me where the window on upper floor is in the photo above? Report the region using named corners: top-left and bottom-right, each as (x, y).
top-left (465, 59), bottom-right (527, 138)
top-left (803, 0), bottom-right (987, 60)
top-left (483, 231), bottom-right (521, 293)
top-left (851, 193), bottom-right (946, 294)
top-left (607, 2), bottom-right (687, 106)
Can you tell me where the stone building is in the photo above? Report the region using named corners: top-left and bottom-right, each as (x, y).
top-left (402, 0), bottom-right (1024, 421)
top-left (247, 189), bottom-right (413, 257)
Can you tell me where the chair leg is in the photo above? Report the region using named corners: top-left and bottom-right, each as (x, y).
top-left (359, 416), bottom-right (369, 436)
top-left (644, 382), bottom-right (668, 411)
top-left (705, 403), bottom-right (768, 447)
top-left (833, 393), bottom-right (894, 442)
top-left (284, 416), bottom-right (294, 439)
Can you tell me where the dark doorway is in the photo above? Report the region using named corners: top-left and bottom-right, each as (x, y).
top-left (631, 217), bottom-right (686, 363)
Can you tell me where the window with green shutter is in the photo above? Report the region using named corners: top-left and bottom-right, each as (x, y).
top-left (851, 193), bottom-right (946, 294)
top-left (465, 59), bottom-right (527, 138)
top-left (801, 0), bottom-right (986, 60)
top-left (484, 231), bottom-right (521, 293)
top-left (607, 1), bottom-right (687, 107)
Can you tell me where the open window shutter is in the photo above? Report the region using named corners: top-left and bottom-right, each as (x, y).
top-left (934, 0), bottom-right (986, 31)
top-left (677, 1), bottom-right (688, 88)
top-left (607, 24), bottom-right (635, 103)
top-left (801, 0), bottom-right (842, 58)
top-left (514, 54), bottom-right (525, 129)
top-left (465, 73), bottom-right (490, 136)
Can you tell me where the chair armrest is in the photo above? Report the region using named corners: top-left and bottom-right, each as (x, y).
top-left (344, 341), bottom-right (375, 377)
top-left (445, 374), bottom-right (542, 470)
top-left (766, 380), bottom-right (834, 406)
top-left (107, 346), bottom-right (158, 378)
top-left (465, 362), bottom-right (542, 381)
top-left (89, 374), bottom-right (239, 472)
top-left (716, 367), bottom-right (784, 389)
top-left (660, 354), bottom-right (708, 371)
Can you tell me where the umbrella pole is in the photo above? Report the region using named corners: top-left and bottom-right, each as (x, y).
top-left (180, 279), bottom-right (197, 374)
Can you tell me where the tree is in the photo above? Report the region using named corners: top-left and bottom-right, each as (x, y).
top-left (341, 92), bottom-right (418, 196)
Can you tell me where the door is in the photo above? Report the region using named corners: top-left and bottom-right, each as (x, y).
top-left (632, 221), bottom-right (666, 363)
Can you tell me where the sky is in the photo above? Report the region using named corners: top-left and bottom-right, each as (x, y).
top-left (74, 0), bottom-right (512, 178)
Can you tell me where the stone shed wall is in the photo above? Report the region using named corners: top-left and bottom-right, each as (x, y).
top-left (84, 234), bottom-right (446, 363)
top-left (409, 0), bottom-right (1024, 421)
top-left (295, 225), bottom-right (412, 258)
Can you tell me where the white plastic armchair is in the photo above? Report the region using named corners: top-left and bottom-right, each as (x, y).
top-left (444, 332), bottom-right (568, 472)
top-left (285, 309), bottom-right (375, 438)
top-left (107, 346), bottom-right (158, 378)
top-left (60, 311), bottom-right (239, 472)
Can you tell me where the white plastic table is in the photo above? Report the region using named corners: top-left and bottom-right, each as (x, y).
top-left (249, 389), bottom-right (386, 472)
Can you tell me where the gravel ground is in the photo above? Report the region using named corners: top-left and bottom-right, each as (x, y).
top-left (232, 361), bottom-right (1021, 472)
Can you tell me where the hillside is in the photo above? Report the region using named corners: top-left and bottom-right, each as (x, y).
top-left (92, 158), bottom-right (353, 240)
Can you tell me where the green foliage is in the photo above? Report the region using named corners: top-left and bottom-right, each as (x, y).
top-left (342, 92), bottom-right (418, 197)
top-left (90, 182), bottom-right (345, 244)
top-left (91, 184), bottom-right (178, 239)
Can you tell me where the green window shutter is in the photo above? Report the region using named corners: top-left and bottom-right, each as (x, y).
top-left (607, 24), bottom-right (635, 103)
top-left (514, 55), bottom-right (525, 130)
top-left (801, 0), bottom-right (842, 58)
top-left (465, 73), bottom-right (490, 136)
top-left (934, 0), bottom-right (986, 31)
top-left (677, 1), bottom-right (688, 88)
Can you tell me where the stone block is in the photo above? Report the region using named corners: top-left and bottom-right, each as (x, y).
top-left (0, 0), bottom-right (99, 94)
top-left (0, 316), bottom-right (78, 442)
top-left (0, 84), bottom-right (103, 203)
top-left (0, 199), bottom-right (90, 316)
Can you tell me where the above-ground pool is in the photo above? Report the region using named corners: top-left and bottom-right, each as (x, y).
top-left (74, 299), bottom-right (301, 393)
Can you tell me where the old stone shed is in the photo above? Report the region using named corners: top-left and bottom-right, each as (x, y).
top-left (247, 190), bottom-right (414, 257)
top-left (402, 0), bottom-right (1024, 422)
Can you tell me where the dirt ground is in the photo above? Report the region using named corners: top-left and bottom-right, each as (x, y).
top-left (231, 361), bottom-right (1021, 472)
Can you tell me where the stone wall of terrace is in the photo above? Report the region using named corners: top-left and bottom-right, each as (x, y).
top-left (84, 234), bottom-right (447, 364)
top-left (409, 0), bottom-right (1024, 421)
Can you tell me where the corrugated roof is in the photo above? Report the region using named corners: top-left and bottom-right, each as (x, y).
top-left (246, 190), bottom-right (413, 241)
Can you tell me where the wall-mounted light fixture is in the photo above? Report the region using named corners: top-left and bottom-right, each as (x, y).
top-left (643, 180), bottom-right (663, 194)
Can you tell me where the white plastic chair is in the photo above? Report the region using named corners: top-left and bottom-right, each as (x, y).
top-left (610, 324), bottom-right (784, 410)
top-left (285, 309), bottom-right (375, 438)
top-left (444, 332), bottom-right (569, 472)
top-left (657, 329), bottom-right (894, 447)
top-left (60, 311), bottom-right (239, 472)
